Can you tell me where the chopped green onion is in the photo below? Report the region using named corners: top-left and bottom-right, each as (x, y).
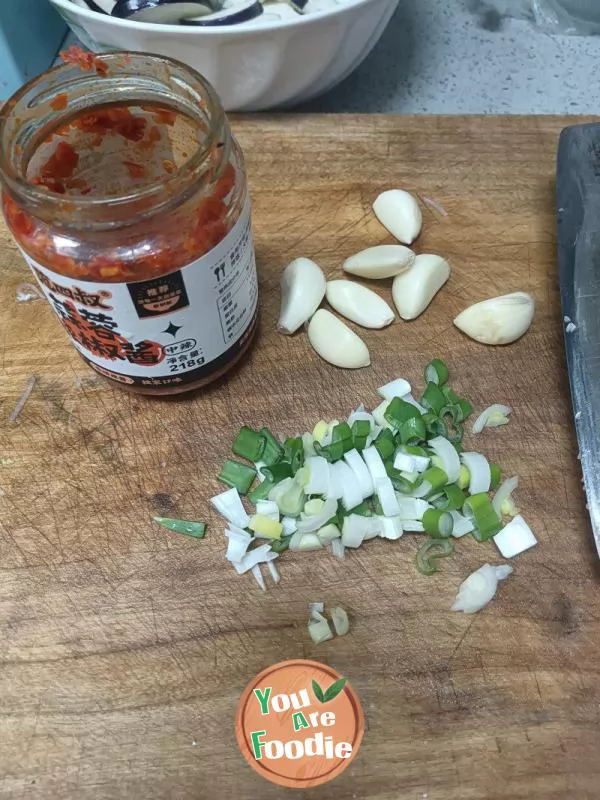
top-left (401, 444), bottom-right (429, 458)
top-left (433, 483), bottom-right (467, 511)
top-left (384, 397), bottom-right (422, 428)
top-left (416, 539), bottom-right (454, 575)
top-left (420, 466), bottom-right (449, 495)
top-left (374, 428), bottom-right (396, 460)
top-left (261, 462), bottom-right (293, 483)
top-left (451, 441), bottom-right (464, 455)
top-left (348, 501), bottom-right (372, 517)
top-left (232, 426), bottom-right (266, 462)
top-left (385, 462), bottom-right (419, 493)
top-left (283, 436), bottom-right (304, 473)
top-left (304, 498), bottom-right (325, 515)
top-left (443, 398), bottom-right (473, 423)
top-left (463, 493), bottom-right (502, 541)
top-left (422, 412), bottom-right (448, 438)
top-left (248, 479), bottom-right (276, 503)
top-left (446, 422), bottom-right (464, 443)
top-left (398, 416), bottom-right (427, 445)
top-left (372, 495), bottom-right (384, 515)
top-left (421, 382), bottom-right (447, 415)
top-left (260, 427), bottom-right (284, 466)
top-left (352, 419), bottom-right (371, 452)
top-left (277, 481), bottom-right (305, 517)
top-left (424, 359), bottom-right (449, 386)
top-left (270, 536), bottom-right (292, 553)
top-left (313, 441), bottom-right (333, 462)
top-left (331, 422), bottom-right (352, 457)
top-left (218, 459), bottom-right (257, 494)
top-left (423, 509), bottom-right (454, 538)
top-left (442, 386), bottom-right (460, 405)
top-left (457, 464), bottom-right (470, 490)
top-left (153, 517), bottom-right (206, 538)
top-left (490, 463), bottom-right (502, 490)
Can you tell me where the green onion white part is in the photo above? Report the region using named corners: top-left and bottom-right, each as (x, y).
top-left (452, 564), bottom-right (513, 613)
top-left (211, 487), bottom-right (250, 528)
top-left (493, 515), bottom-right (537, 558)
top-left (330, 606), bottom-right (350, 636)
top-left (492, 476), bottom-right (519, 517)
top-left (378, 378), bottom-right (412, 401)
top-left (211, 359), bottom-right (536, 596)
top-left (460, 452), bottom-right (491, 494)
top-left (472, 404), bottom-right (512, 434)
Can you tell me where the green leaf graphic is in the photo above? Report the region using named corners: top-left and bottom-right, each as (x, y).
top-left (312, 679), bottom-right (325, 703)
top-left (323, 677), bottom-right (348, 703)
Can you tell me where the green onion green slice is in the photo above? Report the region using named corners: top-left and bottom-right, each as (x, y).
top-left (424, 359), bottom-right (449, 386)
top-left (218, 459), bottom-right (257, 494)
top-left (422, 508), bottom-right (454, 538)
top-left (153, 517), bottom-right (206, 538)
top-left (463, 492), bottom-right (503, 541)
top-left (421, 382), bottom-right (447, 415)
top-left (232, 426), bottom-right (265, 462)
top-left (416, 538), bottom-right (454, 575)
top-left (260, 427), bottom-right (284, 466)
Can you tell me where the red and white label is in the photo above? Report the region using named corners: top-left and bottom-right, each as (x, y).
top-left (23, 198), bottom-right (258, 388)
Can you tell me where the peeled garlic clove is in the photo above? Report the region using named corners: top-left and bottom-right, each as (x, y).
top-left (373, 189), bottom-right (422, 245)
top-left (277, 257), bottom-right (326, 335)
top-left (307, 309), bottom-right (370, 369)
top-left (392, 253), bottom-right (450, 320)
top-left (343, 244), bottom-right (415, 279)
top-left (326, 280), bottom-right (395, 329)
top-left (453, 292), bottom-right (535, 345)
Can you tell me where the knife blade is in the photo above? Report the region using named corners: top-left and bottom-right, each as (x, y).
top-left (557, 123), bottom-right (600, 556)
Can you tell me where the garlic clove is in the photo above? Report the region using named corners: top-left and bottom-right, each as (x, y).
top-left (343, 244), bottom-right (415, 279)
top-left (453, 292), bottom-right (535, 345)
top-left (277, 257), bottom-right (326, 335)
top-left (373, 189), bottom-right (422, 245)
top-left (325, 280), bottom-right (395, 329)
top-left (307, 309), bottom-right (370, 369)
top-left (392, 253), bottom-right (450, 320)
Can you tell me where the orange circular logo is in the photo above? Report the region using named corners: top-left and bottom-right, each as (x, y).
top-left (236, 659), bottom-right (364, 789)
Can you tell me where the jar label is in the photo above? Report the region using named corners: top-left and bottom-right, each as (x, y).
top-left (23, 198), bottom-right (258, 389)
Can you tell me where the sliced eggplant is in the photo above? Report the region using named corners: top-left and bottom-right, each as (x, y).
top-left (263, 0), bottom-right (307, 12)
top-left (81, 0), bottom-right (112, 13)
top-left (112, 0), bottom-right (217, 23)
top-left (181, 0), bottom-right (263, 25)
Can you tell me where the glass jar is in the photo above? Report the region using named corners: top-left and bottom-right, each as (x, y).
top-left (0, 51), bottom-right (259, 395)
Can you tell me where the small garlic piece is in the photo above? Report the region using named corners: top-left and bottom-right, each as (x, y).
top-left (453, 292), bottom-right (535, 345)
top-left (307, 309), bottom-right (370, 369)
top-left (325, 280), bottom-right (394, 329)
top-left (373, 189), bottom-right (422, 245)
top-left (343, 244), bottom-right (415, 279)
top-left (277, 257), bottom-right (326, 335)
top-left (392, 254), bottom-right (450, 320)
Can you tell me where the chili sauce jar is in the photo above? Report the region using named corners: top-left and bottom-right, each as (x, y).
top-left (0, 51), bottom-right (258, 395)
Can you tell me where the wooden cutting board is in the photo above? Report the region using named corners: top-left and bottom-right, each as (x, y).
top-left (0, 115), bottom-right (599, 800)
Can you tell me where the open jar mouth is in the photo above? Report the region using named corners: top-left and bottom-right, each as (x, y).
top-left (0, 52), bottom-right (228, 230)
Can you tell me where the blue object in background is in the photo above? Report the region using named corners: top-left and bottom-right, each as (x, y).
top-left (0, 0), bottom-right (67, 99)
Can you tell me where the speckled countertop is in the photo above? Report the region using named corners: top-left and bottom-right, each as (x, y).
top-left (301, 0), bottom-right (600, 113)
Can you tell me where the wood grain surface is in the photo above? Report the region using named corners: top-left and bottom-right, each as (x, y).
top-left (0, 115), bottom-right (599, 800)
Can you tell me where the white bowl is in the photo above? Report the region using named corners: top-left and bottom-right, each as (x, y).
top-left (49, 0), bottom-right (399, 111)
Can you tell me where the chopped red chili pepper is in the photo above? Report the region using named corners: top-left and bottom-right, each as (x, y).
top-left (61, 46), bottom-right (109, 76)
top-left (50, 94), bottom-right (68, 111)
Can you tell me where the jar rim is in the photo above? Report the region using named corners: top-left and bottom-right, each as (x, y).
top-left (0, 52), bottom-right (227, 229)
